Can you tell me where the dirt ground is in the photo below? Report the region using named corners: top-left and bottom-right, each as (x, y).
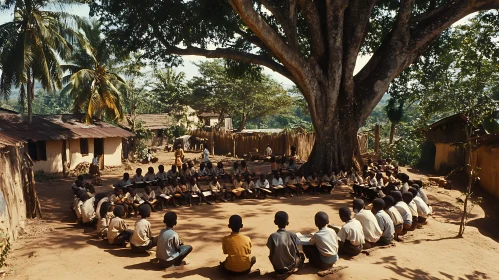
top-left (3, 150), bottom-right (499, 280)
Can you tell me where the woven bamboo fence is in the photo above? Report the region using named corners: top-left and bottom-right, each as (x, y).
top-left (191, 130), bottom-right (315, 161)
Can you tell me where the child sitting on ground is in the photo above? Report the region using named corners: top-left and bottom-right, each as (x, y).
top-left (383, 195), bottom-right (404, 240)
top-left (408, 187), bottom-right (432, 224)
top-left (306, 172), bottom-right (320, 195)
top-left (371, 198), bottom-right (395, 245)
top-left (80, 192), bottom-right (96, 226)
top-left (271, 172), bottom-right (287, 197)
top-left (403, 192), bottom-right (419, 230)
top-left (155, 212), bottom-right (193, 268)
top-left (132, 168), bottom-right (145, 186)
top-left (97, 202), bottom-right (113, 239)
top-left (188, 177), bottom-right (212, 205)
top-left (216, 162), bottom-right (226, 177)
top-left (337, 207), bottom-right (364, 256)
top-left (130, 204), bottom-right (157, 253)
top-left (115, 173), bottom-right (132, 188)
top-left (303, 212), bottom-right (339, 270)
top-left (167, 165), bottom-right (179, 180)
top-left (144, 167), bottom-right (156, 183)
top-left (209, 176), bottom-right (227, 202)
top-left (352, 199), bottom-right (382, 249)
top-left (267, 211), bottom-right (304, 276)
top-left (285, 172), bottom-right (302, 196)
top-left (230, 174), bottom-right (246, 200)
top-left (156, 165), bottom-right (168, 183)
top-left (124, 188), bottom-right (142, 217)
top-left (158, 181), bottom-right (177, 209)
top-left (107, 205), bottom-right (134, 246)
top-left (242, 174), bottom-right (256, 198)
top-left (143, 185), bottom-right (159, 211)
top-left (391, 191), bottom-right (415, 232)
top-left (221, 215), bottom-right (256, 275)
top-left (255, 174), bottom-right (272, 198)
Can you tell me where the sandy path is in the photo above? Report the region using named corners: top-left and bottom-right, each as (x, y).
top-left (3, 152), bottom-right (499, 280)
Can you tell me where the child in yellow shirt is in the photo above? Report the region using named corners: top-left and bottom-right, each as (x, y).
top-left (220, 215), bottom-right (256, 275)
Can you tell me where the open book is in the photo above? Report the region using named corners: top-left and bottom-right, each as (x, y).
top-left (296, 232), bottom-right (313, 245)
top-left (159, 194), bottom-right (171, 200)
top-left (202, 191), bottom-right (212, 197)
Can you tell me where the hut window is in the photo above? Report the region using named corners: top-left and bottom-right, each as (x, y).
top-left (28, 141), bottom-right (47, 161)
top-left (80, 139), bottom-right (89, 155)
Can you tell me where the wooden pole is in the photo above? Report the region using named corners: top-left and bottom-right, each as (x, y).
top-left (374, 124), bottom-right (380, 155)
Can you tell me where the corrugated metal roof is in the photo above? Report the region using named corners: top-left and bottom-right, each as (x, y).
top-left (0, 114), bottom-right (134, 142)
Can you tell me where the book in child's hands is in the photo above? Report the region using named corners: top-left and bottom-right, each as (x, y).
top-left (296, 232), bottom-right (312, 245)
top-left (159, 194), bottom-right (171, 200)
top-left (202, 191), bottom-right (212, 197)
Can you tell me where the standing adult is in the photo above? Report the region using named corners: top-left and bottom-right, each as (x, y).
top-left (265, 144), bottom-right (273, 156)
top-left (203, 144), bottom-right (210, 162)
top-left (175, 144), bottom-right (185, 169)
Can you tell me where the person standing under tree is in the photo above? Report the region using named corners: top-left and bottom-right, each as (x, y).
top-left (203, 144), bottom-right (210, 162)
top-left (265, 144), bottom-right (272, 157)
top-left (175, 144), bottom-right (185, 170)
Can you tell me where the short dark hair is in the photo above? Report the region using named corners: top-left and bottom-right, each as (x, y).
top-left (391, 191), bottom-right (403, 203)
top-left (339, 207), bottom-right (351, 221)
top-left (76, 189), bottom-right (87, 199)
top-left (113, 205), bottom-right (125, 218)
top-left (229, 215), bottom-right (243, 232)
top-left (383, 195), bottom-right (395, 208)
top-left (274, 211), bottom-right (289, 228)
top-left (314, 211), bottom-right (329, 228)
top-left (409, 187), bottom-right (418, 197)
top-left (139, 204), bottom-right (151, 218)
top-left (353, 198), bottom-right (365, 211)
top-left (99, 202), bottom-right (111, 218)
top-left (164, 211), bottom-right (177, 227)
top-left (402, 192), bottom-right (414, 203)
top-left (372, 198), bottom-right (385, 211)
top-left (77, 175), bottom-right (84, 181)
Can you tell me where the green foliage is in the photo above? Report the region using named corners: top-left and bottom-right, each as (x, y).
top-left (163, 125), bottom-right (187, 142)
top-left (61, 19), bottom-right (126, 123)
top-left (145, 69), bottom-right (190, 114)
top-left (188, 60), bottom-right (294, 130)
top-left (380, 135), bottom-right (424, 167)
top-left (31, 89), bottom-right (72, 114)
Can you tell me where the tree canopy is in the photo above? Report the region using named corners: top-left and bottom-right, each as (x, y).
top-left (91, 0), bottom-right (499, 172)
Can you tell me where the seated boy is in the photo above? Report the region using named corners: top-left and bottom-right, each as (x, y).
top-left (303, 212), bottom-right (339, 270)
top-left (371, 198), bottom-right (395, 245)
top-left (242, 174), bottom-right (256, 198)
top-left (144, 167), bottom-right (157, 183)
top-left (403, 192), bottom-right (419, 229)
top-left (167, 165), bottom-right (179, 181)
top-left (80, 193), bottom-right (97, 226)
top-left (209, 176), bottom-right (227, 202)
top-left (124, 188), bottom-right (142, 216)
top-left (337, 207), bottom-right (365, 256)
top-left (383, 195), bottom-right (405, 240)
top-left (271, 172), bottom-right (287, 197)
top-left (392, 191), bottom-right (415, 232)
top-left (409, 188), bottom-right (432, 223)
top-left (156, 165), bottom-right (169, 183)
top-left (115, 173), bottom-right (132, 188)
top-left (130, 204), bottom-right (158, 253)
top-left (221, 215), bottom-right (256, 275)
top-left (255, 174), bottom-right (272, 198)
top-left (285, 172), bottom-right (302, 196)
top-left (319, 172), bottom-right (334, 194)
top-left (267, 211), bottom-right (304, 275)
top-left (132, 168), bottom-right (146, 187)
top-left (231, 174), bottom-right (246, 200)
top-left (352, 199), bottom-right (382, 249)
top-left (306, 173), bottom-right (320, 195)
top-left (155, 212), bottom-right (193, 268)
top-left (107, 205), bottom-right (134, 246)
top-left (188, 177), bottom-right (212, 205)
top-left (143, 185), bottom-right (159, 211)
top-left (97, 201), bottom-right (112, 239)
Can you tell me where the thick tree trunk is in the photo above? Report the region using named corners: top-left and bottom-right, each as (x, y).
top-left (389, 122), bottom-right (396, 145)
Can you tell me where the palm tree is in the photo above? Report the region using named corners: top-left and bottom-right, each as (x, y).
top-left (385, 97), bottom-right (405, 145)
top-left (0, 0), bottom-right (77, 123)
top-left (61, 19), bottom-right (125, 123)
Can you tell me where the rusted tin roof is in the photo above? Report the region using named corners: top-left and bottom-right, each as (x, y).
top-left (0, 114), bottom-right (134, 142)
top-left (0, 132), bottom-right (24, 148)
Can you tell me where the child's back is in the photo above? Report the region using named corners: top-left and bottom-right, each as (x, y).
top-left (267, 229), bottom-right (300, 272)
top-left (222, 232), bottom-right (252, 272)
top-left (108, 216), bottom-right (127, 244)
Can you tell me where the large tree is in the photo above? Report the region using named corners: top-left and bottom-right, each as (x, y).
top-left (91, 0), bottom-right (499, 172)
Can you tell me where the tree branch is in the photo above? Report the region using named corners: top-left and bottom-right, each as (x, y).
top-left (298, 0), bottom-right (326, 60)
top-left (228, 0), bottom-right (308, 92)
top-left (259, 0), bottom-right (299, 51)
top-left (167, 46), bottom-right (295, 83)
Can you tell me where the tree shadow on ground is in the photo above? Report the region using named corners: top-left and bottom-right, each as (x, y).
top-left (440, 270), bottom-right (491, 280)
top-left (374, 256), bottom-right (444, 280)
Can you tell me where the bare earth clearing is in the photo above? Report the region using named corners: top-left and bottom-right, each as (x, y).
top-left (3, 151), bottom-right (499, 280)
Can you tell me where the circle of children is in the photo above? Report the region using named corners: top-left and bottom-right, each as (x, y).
top-left (71, 157), bottom-right (432, 277)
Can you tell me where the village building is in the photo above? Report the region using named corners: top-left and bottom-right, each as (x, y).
top-left (197, 112), bottom-right (233, 131)
top-left (425, 113), bottom-right (499, 198)
top-left (0, 114), bottom-right (134, 173)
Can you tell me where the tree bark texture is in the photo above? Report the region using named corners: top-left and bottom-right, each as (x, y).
top-left (159, 0), bottom-right (499, 173)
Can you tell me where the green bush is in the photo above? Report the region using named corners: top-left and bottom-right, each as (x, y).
top-left (380, 136), bottom-right (423, 167)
